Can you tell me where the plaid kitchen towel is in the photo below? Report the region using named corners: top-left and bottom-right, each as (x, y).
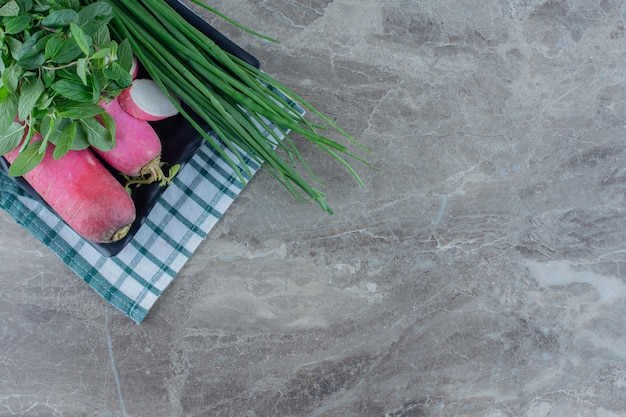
top-left (0, 97), bottom-right (303, 324)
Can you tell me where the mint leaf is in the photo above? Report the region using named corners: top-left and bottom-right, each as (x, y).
top-left (48, 118), bottom-right (90, 151)
top-left (116, 38), bottom-right (133, 72)
top-left (52, 120), bottom-right (76, 159)
top-left (77, 1), bottom-right (112, 22)
top-left (80, 116), bottom-right (113, 150)
top-left (0, 122), bottom-right (24, 155)
top-left (0, 93), bottom-right (18, 132)
top-left (35, 92), bottom-right (53, 111)
top-left (78, 1), bottom-right (113, 27)
top-left (16, 32), bottom-right (50, 69)
top-left (8, 140), bottom-right (45, 177)
top-left (89, 47), bottom-right (110, 61)
top-left (103, 61), bottom-right (132, 88)
top-left (2, 63), bottom-right (21, 93)
top-left (76, 57), bottom-right (87, 85)
top-left (38, 114), bottom-right (55, 142)
top-left (4, 15), bottom-right (32, 34)
top-left (16, 31), bottom-right (45, 69)
top-left (49, 37), bottom-right (82, 64)
top-left (89, 48), bottom-right (111, 60)
top-left (20, 0), bottom-right (32, 12)
top-left (90, 71), bottom-right (101, 102)
top-left (18, 77), bottom-right (44, 121)
top-left (16, 31), bottom-right (41, 60)
top-left (98, 110), bottom-right (115, 144)
top-left (0, 0), bottom-right (19, 17)
top-left (91, 24), bottom-right (110, 47)
top-left (51, 79), bottom-right (92, 101)
top-left (17, 50), bottom-right (45, 69)
top-left (41, 9), bottom-right (79, 28)
top-left (70, 121), bottom-right (90, 150)
top-left (56, 101), bottom-right (103, 119)
top-left (69, 22), bottom-right (91, 57)
top-left (41, 68), bottom-right (55, 88)
top-left (44, 36), bottom-right (63, 60)
top-left (77, 1), bottom-right (112, 31)
top-left (6, 36), bottom-right (22, 59)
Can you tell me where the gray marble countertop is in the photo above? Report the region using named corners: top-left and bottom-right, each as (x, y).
top-left (2, 1), bottom-right (626, 416)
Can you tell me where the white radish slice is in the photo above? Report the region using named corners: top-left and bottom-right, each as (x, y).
top-left (118, 78), bottom-right (180, 121)
top-left (130, 56), bottom-right (139, 79)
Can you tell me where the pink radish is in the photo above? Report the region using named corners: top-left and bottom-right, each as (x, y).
top-left (96, 98), bottom-right (177, 189)
top-left (117, 78), bottom-right (180, 121)
top-left (5, 134), bottom-right (136, 243)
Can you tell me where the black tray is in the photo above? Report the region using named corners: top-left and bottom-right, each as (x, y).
top-left (0, 0), bottom-right (260, 257)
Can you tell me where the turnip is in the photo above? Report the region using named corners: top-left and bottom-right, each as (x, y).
top-left (118, 78), bottom-right (180, 121)
top-left (5, 134), bottom-right (136, 243)
top-left (95, 98), bottom-right (177, 189)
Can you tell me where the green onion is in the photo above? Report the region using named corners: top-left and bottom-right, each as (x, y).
top-left (84, 0), bottom-right (368, 213)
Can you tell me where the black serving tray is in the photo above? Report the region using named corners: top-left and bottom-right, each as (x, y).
top-left (0, 0), bottom-right (260, 257)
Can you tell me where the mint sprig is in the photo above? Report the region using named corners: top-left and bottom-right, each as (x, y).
top-left (0, 0), bottom-right (134, 176)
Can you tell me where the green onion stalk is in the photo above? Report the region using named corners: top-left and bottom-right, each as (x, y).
top-left (81, 0), bottom-right (368, 214)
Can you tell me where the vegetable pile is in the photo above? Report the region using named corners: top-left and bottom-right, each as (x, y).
top-left (0, 0), bottom-right (367, 244)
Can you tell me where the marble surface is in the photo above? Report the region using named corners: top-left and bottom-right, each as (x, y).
top-left (3, 0), bottom-right (626, 416)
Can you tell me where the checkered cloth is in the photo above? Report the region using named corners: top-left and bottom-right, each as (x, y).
top-left (0, 96), bottom-right (302, 323)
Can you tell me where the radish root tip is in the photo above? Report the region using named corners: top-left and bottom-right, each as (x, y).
top-left (122, 155), bottom-right (180, 194)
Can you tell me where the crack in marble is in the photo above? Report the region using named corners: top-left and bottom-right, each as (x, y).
top-left (104, 305), bottom-right (128, 417)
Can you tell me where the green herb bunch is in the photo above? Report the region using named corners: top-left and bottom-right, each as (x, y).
top-left (0, 0), bottom-right (134, 176)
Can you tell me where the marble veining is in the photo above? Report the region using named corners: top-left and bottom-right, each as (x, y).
top-left (2, 0), bottom-right (626, 416)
